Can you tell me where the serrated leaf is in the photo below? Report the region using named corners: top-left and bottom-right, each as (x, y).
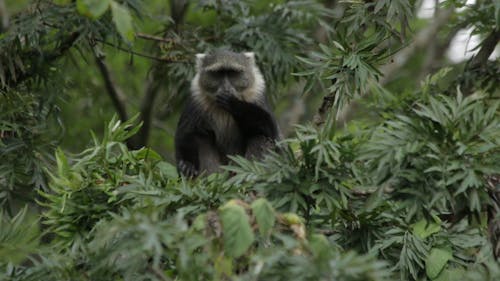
top-left (111, 2), bottom-right (135, 43)
top-left (251, 198), bottom-right (275, 237)
top-left (0, 207), bottom-right (40, 264)
top-left (426, 248), bottom-right (453, 279)
top-left (55, 148), bottom-right (70, 178)
top-left (77, 0), bottom-right (110, 19)
top-left (219, 201), bottom-right (254, 258)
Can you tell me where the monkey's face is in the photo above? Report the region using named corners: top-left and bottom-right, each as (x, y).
top-left (199, 68), bottom-right (252, 98)
top-left (196, 50), bottom-right (257, 100)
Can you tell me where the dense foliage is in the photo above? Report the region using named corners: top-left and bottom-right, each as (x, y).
top-left (1, 0), bottom-right (499, 280)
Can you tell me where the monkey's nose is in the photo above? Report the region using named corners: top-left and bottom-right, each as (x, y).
top-left (217, 86), bottom-right (235, 96)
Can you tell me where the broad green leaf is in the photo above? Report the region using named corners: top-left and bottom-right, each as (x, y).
top-left (156, 161), bottom-right (178, 179)
top-left (111, 2), bottom-right (135, 43)
top-left (309, 234), bottom-right (331, 258)
top-left (412, 218), bottom-right (441, 239)
top-left (251, 198), bottom-right (275, 237)
top-left (76, 0), bottom-right (110, 19)
top-left (191, 214), bottom-right (206, 231)
top-left (281, 213), bottom-right (303, 225)
top-left (134, 148), bottom-right (163, 161)
top-left (433, 267), bottom-right (465, 281)
top-left (219, 200), bottom-right (254, 258)
top-left (426, 248), bottom-right (453, 279)
top-left (214, 254), bottom-right (233, 279)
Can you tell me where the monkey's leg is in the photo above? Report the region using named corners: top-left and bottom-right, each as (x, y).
top-left (244, 135), bottom-right (276, 160)
top-left (215, 93), bottom-right (279, 139)
top-left (175, 132), bottom-right (200, 178)
top-left (197, 139), bottom-right (222, 174)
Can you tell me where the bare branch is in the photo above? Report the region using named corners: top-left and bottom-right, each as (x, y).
top-left (468, 29), bottom-right (500, 69)
top-left (418, 22), bottom-right (466, 81)
top-left (127, 67), bottom-right (163, 149)
top-left (93, 49), bottom-right (129, 123)
top-left (313, 94), bottom-right (335, 127)
top-left (136, 32), bottom-right (176, 44)
top-left (127, 0), bottom-right (191, 149)
top-left (97, 40), bottom-right (188, 63)
top-left (0, 0), bottom-right (8, 32)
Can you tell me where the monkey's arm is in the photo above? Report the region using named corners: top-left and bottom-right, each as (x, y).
top-left (175, 102), bottom-right (203, 178)
top-left (216, 93), bottom-right (279, 139)
top-left (175, 129), bottom-right (200, 178)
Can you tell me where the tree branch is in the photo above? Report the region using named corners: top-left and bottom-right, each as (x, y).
top-left (97, 40), bottom-right (187, 63)
top-left (468, 29), bottom-right (500, 69)
top-left (93, 49), bottom-right (129, 124)
top-left (136, 32), bottom-right (176, 44)
top-left (418, 22), bottom-right (466, 81)
top-left (128, 68), bottom-right (163, 149)
top-left (0, 0), bottom-right (8, 32)
top-left (313, 94), bottom-right (335, 127)
top-left (127, 0), bottom-right (190, 149)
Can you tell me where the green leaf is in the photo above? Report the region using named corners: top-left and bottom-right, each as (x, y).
top-left (219, 200), bottom-right (254, 258)
top-left (55, 148), bottom-right (70, 178)
top-left (433, 267), bottom-right (465, 281)
top-left (412, 218), bottom-right (441, 239)
top-left (111, 2), bottom-right (135, 43)
top-left (0, 207), bottom-right (40, 264)
top-left (426, 248), bottom-right (453, 279)
top-left (134, 148), bottom-right (163, 161)
top-left (251, 198), bottom-right (275, 237)
top-left (309, 234), bottom-right (331, 258)
top-left (156, 161), bottom-right (178, 179)
top-left (76, 0), bottom-right (110, 19)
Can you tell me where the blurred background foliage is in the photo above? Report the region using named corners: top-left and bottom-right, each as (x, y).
top-left (0, 0), bottom-right (499, 280)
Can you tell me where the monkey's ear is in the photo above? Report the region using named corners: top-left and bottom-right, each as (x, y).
top-left (244, 52), bottom-right (256, 64)
top-left (195, 53), bottom-right (206, 70)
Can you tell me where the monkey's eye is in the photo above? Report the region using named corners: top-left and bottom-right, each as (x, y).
top-left (210, 69), bottom-right (241, 79)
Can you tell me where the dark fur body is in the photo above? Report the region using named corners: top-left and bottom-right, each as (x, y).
top-left (175, 50), bottom-right (279, 177)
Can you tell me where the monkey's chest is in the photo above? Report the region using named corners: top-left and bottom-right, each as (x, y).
top-left (208, 111), bottom-right (243, 156)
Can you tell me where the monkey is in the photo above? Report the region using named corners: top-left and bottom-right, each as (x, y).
top-left (174, 49), bottom-right (280, 177)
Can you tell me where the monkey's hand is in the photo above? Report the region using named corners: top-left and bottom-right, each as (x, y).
top-left (215, 92), bottom-right (243, 114)
top-left (216, 92), bottom-right (278, 138)
top-left (178, 160), bottom-right (199, 178)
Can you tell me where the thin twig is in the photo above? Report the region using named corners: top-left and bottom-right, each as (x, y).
top-left (97, 40), bottom-right (187, 63)
top-left (136, 32), bottom-right (176, 44)
top-left (93, 49), bottom-right (129, 123)
top-left (147, 265), bottom-right (170, 281)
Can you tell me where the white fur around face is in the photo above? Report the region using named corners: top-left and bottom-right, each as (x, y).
top-left (195, 53), bottom-right (206, 70)
top-left (190, 54), bottom-right (266, 109)
top-left (242, 65), bottom-right (265, 103)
